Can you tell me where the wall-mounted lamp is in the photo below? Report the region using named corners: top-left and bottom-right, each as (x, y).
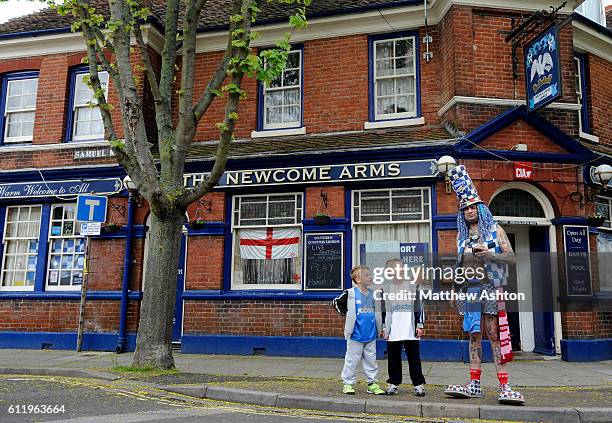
top-left (592, 164), bottom-right (612, 187)
top-left (436, 155), bottom-right (457, 194)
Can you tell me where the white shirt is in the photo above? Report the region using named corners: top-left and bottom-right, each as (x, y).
top-left (386, 281), bottom-right (418, 341)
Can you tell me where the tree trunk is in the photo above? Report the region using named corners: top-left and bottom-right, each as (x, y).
top-left (133, 208), bottom-right (184, 369)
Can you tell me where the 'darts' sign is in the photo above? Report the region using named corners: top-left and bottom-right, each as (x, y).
top-left (563, 225), bottom-right (592, 296)
top-left (0, 178), bottom-right (123, 199)
top-left (524, 25), bottom-right (562, 113)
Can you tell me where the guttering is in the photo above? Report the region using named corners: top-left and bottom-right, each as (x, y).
top-left (0, 26), bottom-right (72, 40)
top-left (116, 193), bottom-right (135, 354)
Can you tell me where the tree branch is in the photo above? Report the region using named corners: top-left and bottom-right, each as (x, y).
top-left (106, 0), bottom-right (163, 199)
top-left (192, 0), bottom-right (241, 122)
top-left (133, 22), bottom-right (161, 102)
top-left (182, 0), bottom-right (253, 205)
top-left (157, 0), bottom-right (180, 134)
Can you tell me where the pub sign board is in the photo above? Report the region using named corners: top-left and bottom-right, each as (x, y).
top-left (305, 233), bottom-right (343, 290)
top-left (563, 225), bottom-right (592, 296)
top-left (524, 25), bottom-right (562, 113)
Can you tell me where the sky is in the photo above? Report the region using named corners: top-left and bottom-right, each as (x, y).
top-left (0, 0), bottom-right (611, 24)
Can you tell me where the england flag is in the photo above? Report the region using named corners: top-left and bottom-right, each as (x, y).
top-left (239, 227), bottom-right (300, 260)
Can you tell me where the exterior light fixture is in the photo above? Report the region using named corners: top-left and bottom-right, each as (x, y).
top-left (436, 155), bottom-right (457, 194)
top-left (592, 164), bottom-right (612, 187)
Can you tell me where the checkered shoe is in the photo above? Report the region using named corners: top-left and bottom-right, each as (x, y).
top-left (498, 383), bottom-right (524, 405)
top-left (444, 380), bottom-right (482, 398)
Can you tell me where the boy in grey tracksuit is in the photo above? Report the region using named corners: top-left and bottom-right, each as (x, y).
top-left (338, 266), bottom-right (385, 395)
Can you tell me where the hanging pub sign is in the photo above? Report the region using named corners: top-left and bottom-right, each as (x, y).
top-left (524, 24), bottom-right (562, 113)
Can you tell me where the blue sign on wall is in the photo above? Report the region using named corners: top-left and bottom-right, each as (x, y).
top-left (524, 25), bottom-right (562, 113)
top-left (76, 195), bottom-right (108, 223)
top-left (184, 160), bottom-right (439, 189)
top-left (563, 225), bottom-right (592, 296)
top-left (0, 178), bottom-right (122, 200)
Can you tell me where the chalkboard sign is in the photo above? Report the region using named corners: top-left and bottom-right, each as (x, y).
top-left (305, 233), bottom-right (343, 290)
top-left (563, 225), bottom-right (592, 296)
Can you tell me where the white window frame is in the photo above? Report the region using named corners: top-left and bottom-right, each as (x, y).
top-left (231, 192), bottom-right (303, 290)
top-left (352, 187), bottom-right (431, 225)
top-left (46, 203), bottom-right (86, 291)
top-left (574, 55), bottom-right (599, 143)
top-left (0, 205), bottom-right (42, 291)
top-left (262, 50), bottom-right (302, 130)
top-left (373, 36), bottom-right (418, 121)
top-left (72, 71), bottom-right (109, 142)
top-left (596, 195), bottom-right (612, 230)
top-left (3, 77), bottom-right (38, 144)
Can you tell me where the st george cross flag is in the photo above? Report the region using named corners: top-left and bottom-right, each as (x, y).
top-left (239, 227), bottom-right (300, 260)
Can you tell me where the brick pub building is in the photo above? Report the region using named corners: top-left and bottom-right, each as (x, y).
top-left (0, 0), bottom-right (610, 361)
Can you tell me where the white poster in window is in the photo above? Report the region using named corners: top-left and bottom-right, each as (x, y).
top-left (50, 271), bottom-right (59, 285)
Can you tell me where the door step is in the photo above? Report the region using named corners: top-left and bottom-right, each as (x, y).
top-left (512, 351), bottom-right (559, 361)
top-left (171, 341), bottom-right (181, 351)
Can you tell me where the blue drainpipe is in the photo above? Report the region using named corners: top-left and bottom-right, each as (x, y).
top-left (116, 194), bottom-right (135, 353)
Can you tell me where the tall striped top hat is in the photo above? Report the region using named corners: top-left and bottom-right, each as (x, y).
top-left (448, 165), bottom-right (483, 210)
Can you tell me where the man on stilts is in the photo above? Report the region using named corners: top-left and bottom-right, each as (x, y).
top-left (444, 164), bottom-right (524, 405)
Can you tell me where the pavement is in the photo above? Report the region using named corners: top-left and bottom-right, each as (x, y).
top-left (0, 349), bottom-right (611, 423)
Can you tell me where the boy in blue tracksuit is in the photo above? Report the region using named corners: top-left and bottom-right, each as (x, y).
top-left (336, 265), bottom-right (385, 395)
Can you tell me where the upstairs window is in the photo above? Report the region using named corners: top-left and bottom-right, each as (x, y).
top-left (576, 0), bottom-right (606, 26)
top-left (369, 34), bottom-right (419, 121)
top-left (68, 68), bottom-right (108, 142)
top-left (574, 55), bottom-right (597, 141)
top-left (260, 49), bottom-right (303, 130)
top-left (1, 72), bottom-right (38, 144)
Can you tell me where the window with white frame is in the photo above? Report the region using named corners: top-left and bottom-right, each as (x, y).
top-left (262, 50), bottom-right (302, 130)
top-left (232, 193), bottom-right (303, 289)
top-left (3, 76), bottom-right (38, 143)
top-left (596, 196), bottom-right (611, 229)
top-left (47, 204), bottom-right (86, 289)
top-left (576, 0), bottom-right (605, 26)
top-left (372, 36), bottom-right (417, 120)
top-left (574, 55), bottom-right (594, 137)
top-left (1, 205), bottom-right (42, 290)
top-left (595, 195), bottom-right (612, 292)
top-left (353, 188), bottom-right (432, 284)
top-left (72, 71), bottom-right (108, 141)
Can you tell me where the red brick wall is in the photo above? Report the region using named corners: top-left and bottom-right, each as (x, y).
top-left (183, 300), bottom-right (345, 337)
top-left (305, 186), bottom-right (344, 218)
top-left (0, 300), bottom-right (123, 333)
top-left (88, 239), bottom-right (125, 291)
top-left (587, 54), bottom-right (612, 143)
top-left (186, 192), bottom-right (226, 222)
top-left (478, 121), bottom-right (566, 153)
top-left (185, 236), bottom-right (224, 290)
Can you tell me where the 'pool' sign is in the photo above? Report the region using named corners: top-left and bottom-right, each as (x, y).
top-left (524, 25), bottom-right (562, 113)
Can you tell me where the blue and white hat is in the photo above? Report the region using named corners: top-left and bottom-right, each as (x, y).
top-left (448, 165), bottom-right (483, 210)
